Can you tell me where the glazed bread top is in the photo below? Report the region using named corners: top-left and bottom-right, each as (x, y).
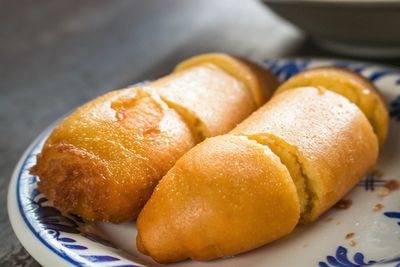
top-left (137, 135), bottom-right (300, 263)
top-left (32, 88), bottom-right (196, 222)
top-left (275, 67), bottom-right (388, 146)
top-left (149, 63), bottom-right (255, 139)
top-left (175, 53), bottom-right (279, 107)
top-left (232, 87), bottom-right (378, 222)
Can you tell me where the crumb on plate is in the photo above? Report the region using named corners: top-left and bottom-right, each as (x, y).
top-left (335, 199), bottom-right (352, 210)
top-left (345, 232), bottom-right (355, 239)
top-left (373, 203), bottom-right (384, 211)
top-left (377, 187), bottom-right (390, 198)
top-left (384, 180), bottom-right (400, 191)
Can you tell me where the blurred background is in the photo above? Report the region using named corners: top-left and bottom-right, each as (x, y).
top-left (1, 0), bottom-right (399, 266)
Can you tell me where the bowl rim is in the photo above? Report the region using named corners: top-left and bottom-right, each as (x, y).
top-left (263, 0), bottom-right (400, 5)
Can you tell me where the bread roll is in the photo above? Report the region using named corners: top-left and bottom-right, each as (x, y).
top-left (137, 135), bottom-right (300, 263)
top-left (137, 87), bottom-right (379, 262)
top-left (275, 67), bottom-right (388, 145)
top-left (32, 88), bottom-right (196, 222)
top-left (233, 87), bottom-right (378, 222)
top-left (31, 53), bottom-right (278, 223)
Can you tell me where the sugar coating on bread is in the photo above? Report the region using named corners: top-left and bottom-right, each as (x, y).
top-left (137, 135), bottom-right (300, 263)
top-left (175, 53), bottom-right (278, 107)
top-left (32, 88), bottom-right (196, 222)
top-left (149, 63), bottom-right (255, 139)
top-left (233, 87), bottom-right (378, 222)
top-left (275, 67), bottom-right (388, 146)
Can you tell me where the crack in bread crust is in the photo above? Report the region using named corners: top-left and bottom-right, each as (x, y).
top-left (242, 133), bottom-right (315, 222)
top-left (154, 95), bottom-right (208, 143)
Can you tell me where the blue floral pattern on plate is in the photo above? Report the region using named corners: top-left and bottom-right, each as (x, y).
top-left (390, 96), bottom-right (400, 121)
top-left (319, 246), bottom-right (400, 267)
top-left (17, 138), bottom-right (142, 267)
top-left (11, 58), bottom-right (400, 266)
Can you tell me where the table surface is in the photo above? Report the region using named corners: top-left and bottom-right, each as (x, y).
top-left (1, 0), bottom-right (399, 266)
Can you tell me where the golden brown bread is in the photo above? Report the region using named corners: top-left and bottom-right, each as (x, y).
top-left (275, 67), bottom-right (388, 145)
top-left (233, 87), bottom-right (379, 222)
top-left (137, 87), bottom-right (379, 263)
top-left (32, 88), bottom-right (196, 222)
top-left (31, 53), bottom-right (279, 223)
top-left (175, 53), bottom-right (278, 107)
top-left (149, 63), bottom-right (255, 139)
top-left (136, 135), bottom-right (300, 263)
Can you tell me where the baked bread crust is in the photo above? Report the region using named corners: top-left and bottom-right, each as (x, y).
top-left (32, 88), bottom-right (195, 222)
top-left (175, 53), bottom-right (278, 107)
top-left (137, 135), bottom-right (300, 263)
top-left (275, 67), bottom-right (388, 145)
top-left (233, 87), bottom-right (378, 222)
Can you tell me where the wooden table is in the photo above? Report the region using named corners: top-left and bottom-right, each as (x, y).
top-left (1, 0), bottom-right (399, 266)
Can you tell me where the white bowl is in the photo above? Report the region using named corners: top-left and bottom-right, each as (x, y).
top-left (263, 0), bottom-right (400, 58)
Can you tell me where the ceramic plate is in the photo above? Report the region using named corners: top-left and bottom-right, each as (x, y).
top-left (8, 58), bottom-right (400, 267)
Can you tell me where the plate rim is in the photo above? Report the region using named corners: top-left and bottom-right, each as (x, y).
top-left (7, 124), bottom-right (75, 267)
